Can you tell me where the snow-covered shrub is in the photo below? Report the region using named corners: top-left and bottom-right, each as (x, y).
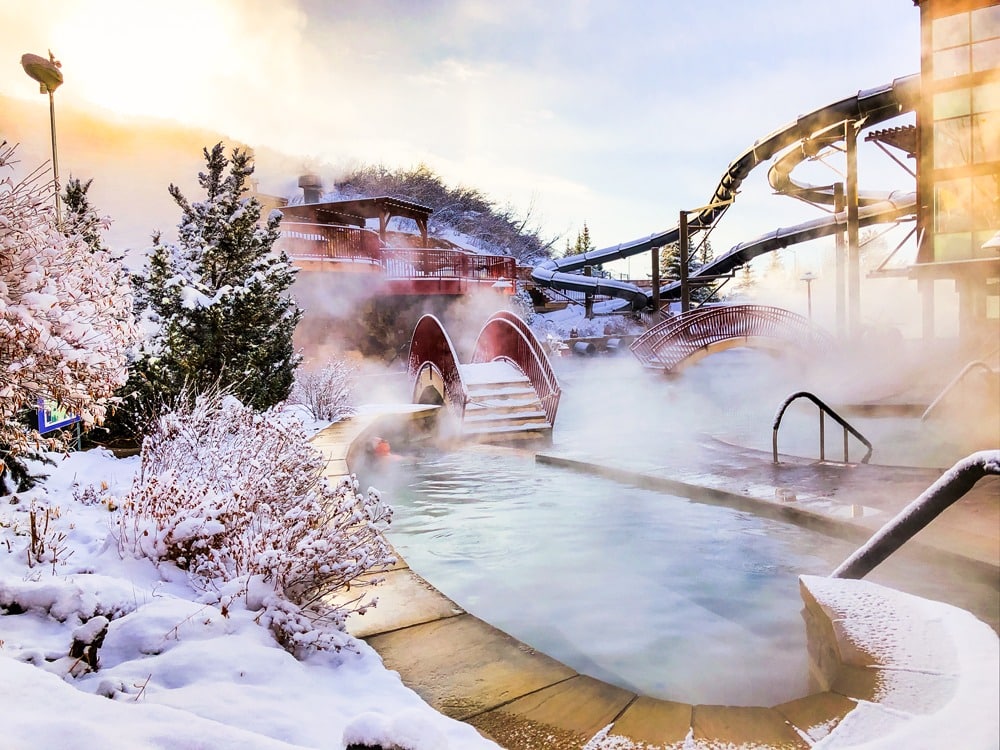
top-left (289, 358), bottom-right (356, 422)
top-left (115, 390), bottom-right (394, 655)
top-left (0, 142), bottom-right (138, 491)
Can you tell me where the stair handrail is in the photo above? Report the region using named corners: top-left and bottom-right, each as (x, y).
top-left (920, 360), bottom-right (997, 422)
top-left (831, 450), bottom-right (1000, 579)
top-left (772, 391), bottom-right (873, 464)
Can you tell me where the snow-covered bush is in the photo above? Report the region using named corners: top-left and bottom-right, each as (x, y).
top-left (289, 358), bottom-right (356, 422)
top-left (0, 142), bottom-right (138, 491)
top-left (116, 390), bottom-right (394, 655)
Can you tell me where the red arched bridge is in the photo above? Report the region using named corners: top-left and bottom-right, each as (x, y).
top-left (630, 304), bottom-right (834, 373)
top-left (407, 311), bottom-right (561, 441)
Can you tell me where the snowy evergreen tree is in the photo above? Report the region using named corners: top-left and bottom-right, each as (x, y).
top-left (0, 143), bottom-right (138, 491)
top-left (128, 144), bottom-right (301, 422)
top-left (659, 238), bottom-right (717, 304)
top-left (61, 176), bottom-right (107, 255)
top-left (562, 222), bottom-right (595, 257)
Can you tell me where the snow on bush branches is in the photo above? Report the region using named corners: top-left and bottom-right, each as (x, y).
top-left (289, 358), bottom-right (357, 422)
top-left (116, 390), bottom-right (395, 656)
top-left (0, 142), bottom-right (137, 488)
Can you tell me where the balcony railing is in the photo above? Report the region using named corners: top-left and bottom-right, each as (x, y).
top-left (279, 221), bottom-right (516, 282)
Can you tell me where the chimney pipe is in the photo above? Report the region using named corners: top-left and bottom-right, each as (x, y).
top-left (298, 174), bottom-right (323, 204)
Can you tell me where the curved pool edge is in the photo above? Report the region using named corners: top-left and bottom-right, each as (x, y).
top-left (312, 412), bottom-right (998, 749)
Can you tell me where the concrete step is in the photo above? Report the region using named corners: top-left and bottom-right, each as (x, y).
top-left (463, 415), bottom-right (550, 432)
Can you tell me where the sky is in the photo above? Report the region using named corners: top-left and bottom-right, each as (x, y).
top-left (0, 0), bottom-right (921, 262)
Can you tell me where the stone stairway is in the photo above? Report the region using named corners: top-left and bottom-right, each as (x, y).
top-left (460, 361), bottom-right (551, 441)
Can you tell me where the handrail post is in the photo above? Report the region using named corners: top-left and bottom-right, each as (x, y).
top-left (843, 428), bottom-right (849, 463)
top-left (819, 410), bottom-right (825, 462)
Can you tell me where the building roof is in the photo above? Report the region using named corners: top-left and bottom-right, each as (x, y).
top-left (279, 196), bottom-right (433, 228)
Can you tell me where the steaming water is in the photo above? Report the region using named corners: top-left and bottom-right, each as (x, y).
top-left (368, 349), bottom-right (997, 706)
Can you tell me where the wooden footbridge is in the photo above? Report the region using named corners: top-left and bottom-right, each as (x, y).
top-left (407, 311), bottom-right (561, 441)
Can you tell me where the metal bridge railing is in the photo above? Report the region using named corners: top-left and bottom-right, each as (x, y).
top-left (407, 315), bottom-right (468, 418)
top-left (772, 391), bottom-right (873, 465)
top-left (471, 311), bottom-right (562, 425)
top-left (832, 450), bottom-right (1000, 579)
top-left (630, 304), bottom-right (831, 372)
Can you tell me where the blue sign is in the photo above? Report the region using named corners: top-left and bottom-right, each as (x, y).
top-left (37, 398), bottom-right (81, 434)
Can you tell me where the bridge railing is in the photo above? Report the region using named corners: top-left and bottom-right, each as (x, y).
top-left (631, 304), bottom-right (832, 371)
top-left (472, 311), bottom-right (562, 425)
top-left (407, 315), bottom-right (468, 417)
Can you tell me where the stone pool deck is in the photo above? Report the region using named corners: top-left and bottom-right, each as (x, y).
top-left (313, 412), bottom-right (999, 749)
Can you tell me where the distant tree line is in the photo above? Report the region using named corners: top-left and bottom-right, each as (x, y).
top-left (334, 163), bottom-right (557, 263)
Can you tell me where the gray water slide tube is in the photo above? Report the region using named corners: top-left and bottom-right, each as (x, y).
top-left (529, 74), bottom-right (921, 311)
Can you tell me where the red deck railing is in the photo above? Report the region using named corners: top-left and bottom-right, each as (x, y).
top-left (280, 222), bottom-right (516, 284)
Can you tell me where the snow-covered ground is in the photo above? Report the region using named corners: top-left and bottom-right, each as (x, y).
top-left (2, 428), bottom-right (996, 749)
top-left (0, 447), bottom-right (499, 750)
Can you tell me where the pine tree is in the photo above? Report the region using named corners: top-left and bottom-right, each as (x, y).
top-left (62, 176), bottom-right (106, 254)
top-left (563, 222), bottom-right (596, 257)
top-left (128, 144), bottom-right (302, 421)
top-left (659, 238), bottom-right (717, 304)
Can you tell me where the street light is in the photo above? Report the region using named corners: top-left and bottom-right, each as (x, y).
top-left (20, 50), bottom-right (63, 225)
top-left (800, 271), bottom-right (817, 322)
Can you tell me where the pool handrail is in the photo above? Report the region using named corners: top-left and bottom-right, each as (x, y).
top-left (921, 360), bottom-right (998, 422)
top-left (831, 450), bottom-right (1000, 579)
top-left (772, 391), bottom-right (873, 465)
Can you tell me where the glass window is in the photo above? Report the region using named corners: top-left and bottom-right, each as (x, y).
top-left (973, 37), bottom-right (1000, 72)
top-left (936, 116), bottom-right (972, 168)
top-left (972, 5), bottom-right (1000, 43)
top-left (973, 111), bottom-right (1000, 162)
top-left (934, 232), bottom-right (973, 261)
top-left (935, 178), bottom-right (974, 235)
top-left (972, 175), bottom-right (1000, 233)
top-left (934, 12), bottom-right (970, 50)
top-left (934, 88), bottom-right (971, 119)
top-left (973, 81), bottom-right (1000, 113)
top-left (935, 46), bottom-right (970, 78)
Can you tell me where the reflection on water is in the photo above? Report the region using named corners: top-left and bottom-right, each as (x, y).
top-left (365, 351), bottom-right (997, 706)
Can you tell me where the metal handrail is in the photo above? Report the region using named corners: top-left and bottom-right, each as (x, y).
top-left (772, 391), bottom-right (873, 464)
top-left (832, 450), bottom-right (1000, 579)
top-left (921, 360), bottom-right (997, 422)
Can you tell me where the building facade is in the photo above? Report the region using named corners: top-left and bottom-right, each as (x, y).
top-left (913, 0), bottom-right (1000, 345)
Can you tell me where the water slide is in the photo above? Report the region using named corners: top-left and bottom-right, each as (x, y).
top-left (530, 75), bottom-right (921, 311)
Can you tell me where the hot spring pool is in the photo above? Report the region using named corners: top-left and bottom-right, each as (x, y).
top-left (365, 351), bottom-right (996, 706)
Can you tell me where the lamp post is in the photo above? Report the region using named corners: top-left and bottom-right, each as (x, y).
top-left (20, 50), bottom-right (64, 225)
top-left (801, 271), bottom-right (817, 322)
